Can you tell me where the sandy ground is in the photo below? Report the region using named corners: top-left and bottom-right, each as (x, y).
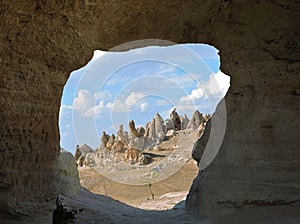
top-left (78, 131), bottom-right (199, 208)
top-left (70, 131), bottom-right (300, 223)
top-left (62, 189), bottom-right (300, 224)
top-left (78, 159), bottom-right (198, 209)
top-left (62, 188), bottom-right (198, 224)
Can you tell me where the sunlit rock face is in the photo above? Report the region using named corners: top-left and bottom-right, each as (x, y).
top-left (58, 149), bottom-right (81, 196)
top-left (185, 1), bottom-right (300, 219)
top-left (0, 0), bottom-right (299, 223)
top-left (186, 110), bottom-right (205, 130)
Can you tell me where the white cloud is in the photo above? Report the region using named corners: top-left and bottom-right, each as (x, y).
top-left (140, 102), bottom-right (149, 112)
top-left (178, 71), bottom-right (230, 104)
top-left (179, 87), bottom-right (204, 103)
top-left (84, 101), bottom-right (106, 117)
top-left (125, 92), bottom-right (145, 106)
top-left (110, 99), bottom-right (129, 112)
top-left (202, 71), bottom-right (230, 97)
top-left (73, 89), bottom-right (94, 113)
top-left (73, 89), bottom-right (110, 117)
top-left (190, 88), bottom-right (204, 99)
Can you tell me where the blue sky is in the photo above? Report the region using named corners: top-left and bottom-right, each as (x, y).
top-left (59, 44), bottom-right (230, 154)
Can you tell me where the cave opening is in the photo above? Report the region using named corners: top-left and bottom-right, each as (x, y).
top-left (58, 41), bottom-right (230, 210)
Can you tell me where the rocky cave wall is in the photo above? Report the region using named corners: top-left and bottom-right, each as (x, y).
top-left (0, 0), bottom-right (299, 223)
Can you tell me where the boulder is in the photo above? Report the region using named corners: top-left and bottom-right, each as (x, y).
top-left (139, 154), bottom-right (152, 165)
top-left (166, 129), bottom-right (176, 138)
top-left (74, 144), bottom-right (94, 161)
top-left (164, 119), bottom-right (175, 132)
top-left (125, 148), bottom-right (140, 163)
top-left (137, 126), bottom-right (145, 137)
top-left (129, 137), bottom-right (145, 151)
top-left (58, 149), bottom-right (81, 196)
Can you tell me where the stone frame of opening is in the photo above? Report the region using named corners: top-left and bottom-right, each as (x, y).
top-left (1, 1), bottom-right (299, 223)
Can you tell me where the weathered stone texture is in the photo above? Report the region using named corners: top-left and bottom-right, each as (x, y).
top-left (0, 0), bottom-right (299, 223)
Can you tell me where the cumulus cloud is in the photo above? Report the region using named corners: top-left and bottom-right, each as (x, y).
top-left (73, 89), bottom-right (94, 113)
top-left (84, 101), bottom-right (106, 117)
top-left (202, 71), bottom-right (230, 97)
top-left (179, 87), bottom-right (204, 103)
top-left (109, 99), bottom-right (129, 112)
top-left (125, 92), bottom-right (145, 106)
top-left (179, 70), bottom-right (230, 104)
top-left (73, 89), bottom-right (111, 117)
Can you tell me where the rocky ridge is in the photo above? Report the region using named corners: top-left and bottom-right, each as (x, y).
top-left (1, 1), bottom-right (299, 222)
top-left (74, 109), bottom-right (210, 168)
top-left (74, 109), bottom-right (209, 185)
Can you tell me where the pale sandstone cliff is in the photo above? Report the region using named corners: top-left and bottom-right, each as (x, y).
top-left (0, 0), bottom-right (299, 223)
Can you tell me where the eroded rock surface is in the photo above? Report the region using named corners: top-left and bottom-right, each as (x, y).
top-left (186, 110), bottom-right (205, 130)
top-left (0, 0), bottom-right (299, 223)
top-left (58, 149), bottom-right (81, 196)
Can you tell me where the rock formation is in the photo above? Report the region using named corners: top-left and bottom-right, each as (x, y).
top-left (129, 120), bottom-right (140, 138)
top-left (76, 110), bottom-right (202, 166)
top-left (128, 137), bottom-right (145, 151)
top-left (166, 129), bottom-right (176, 138)
top-left (180, 114), bottom-right (190, 130)
top-left (145, 113), bottom-right (165, 142)
top-left (197, 122), bottom-right (206, 138)
top-left (125, 148), bottom-right (140, 163)
top-left (106, 134), bottom-right (116, 150)
top-left (75, 144), bottom-right (94, 157)
top-left (139, 154), bottom-right (152, 165)
top-left (136, 126), bottom-right (145, 137)
top-left (112, 140), bottom-right (126, 153)
top-left (164, 119), bottom-right (175, 132)
top-left (170, 108), bottom-right (181, 131)
top-left (74, 144), bottom-right (94, 166)
top-left (1, 1), bottom-right (299, 223)
top-left (186, 110), bottom-right (205, 130)
top-left (203, 113), bottom-right (211, 121)
top-left (100, 131), bottom-right (110, 149)
top-left (117, 124), bottom-right (129, 144)
top-left (191, 119), bottom-right (212, 166)
top-left (58, 149), bottom-right (81, 196)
